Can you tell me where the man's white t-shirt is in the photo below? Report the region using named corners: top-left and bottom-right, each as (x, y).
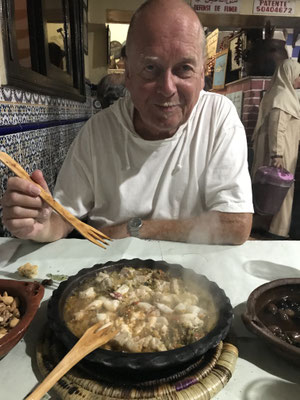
top-left (54, 91), bottom-right (253, 228)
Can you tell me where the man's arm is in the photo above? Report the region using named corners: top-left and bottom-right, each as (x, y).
top-left (101, 211), bottom-right (253, 245)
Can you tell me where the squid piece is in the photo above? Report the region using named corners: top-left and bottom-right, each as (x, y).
top-left (189, 305), bottom-right (207, 317)
top-left (156, 303), bottom-right (173, 314)
top-left (133, 321), bottom-right (146, 336)
top-left (177, 313), bottom-right (204, 329)
top-left (154, 280), bottom-right (170, 293)
top-left (73, 310), bottom-right (85, 321)
top-left (173, 303), bottom-right (187, 313)
top-left (102, 297), bottom-right (120, 312)
top-left (110, 284), bottom-right (130, 299)
top-left (147, 315), bottom-right (169, 330)
top-left (128, 310), bottom-right (145, 323)
top-left (136, 285), bottom-right (153, 300)
top-left (79, 287), bottom-right (96, 299)
top-left (137, 302), bottom-right (154, 312)
top-left (113, 331), bottom-right (141, 352)
top-left (135, 273), bottom-right (152, 284)
top-left (148, 316), bottom-right (158, 329)
top-left (95, 312), bottom-right (112, 324)
top-left (119, 267), bottom-right (136, 279)
top-left (116, 284), bottom-right (129, 295)
top-left (171, 278), bottom-right (181, 295)
top-left (85, 298), bottom-right (103, 310)
top-left (155, 293), bottom-right (176, 307)
top-left (148, 337), bottom-right (167, 351)
top-left (95, 272), bottom-right (113, 290)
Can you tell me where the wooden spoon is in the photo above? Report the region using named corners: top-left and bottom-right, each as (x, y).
top-left (25, 322), bottom-right (118, 400)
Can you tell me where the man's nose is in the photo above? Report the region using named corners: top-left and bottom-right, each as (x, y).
top-left (157, 70), bottom-right (176, 97)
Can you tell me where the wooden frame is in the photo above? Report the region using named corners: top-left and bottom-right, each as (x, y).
top-left (106, 25), bottom-right (111, 65)
top-left (1, 0), bottom-right (85, 101)
top-left (106, 9), bottom-right (133, 24)
top-left (82, 0), bottom-right (88, 55)
top-left (229, 34), bottom-right (241, 71)
top-left (212, 49), bottom-right (229, 89)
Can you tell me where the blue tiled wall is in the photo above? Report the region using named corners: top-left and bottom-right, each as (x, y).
top-left (0, 85), bottom-right (94, 236)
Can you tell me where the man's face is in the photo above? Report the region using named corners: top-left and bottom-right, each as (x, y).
top-left (125, 19), bottom-right (204, 139)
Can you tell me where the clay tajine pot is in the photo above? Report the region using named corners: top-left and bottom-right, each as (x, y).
top-left (0, 279), bottom-right (45, 359)
top-left (47, 258), bottom-right (233, 384)
top-left (242, 278), bottom-right (300, 366)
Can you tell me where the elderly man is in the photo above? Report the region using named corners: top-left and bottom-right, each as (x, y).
top-left (2, 0), bottom-right (253, 244)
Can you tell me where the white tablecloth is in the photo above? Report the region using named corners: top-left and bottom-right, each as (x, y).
top-left (0, 237), bottom-right (300, 399)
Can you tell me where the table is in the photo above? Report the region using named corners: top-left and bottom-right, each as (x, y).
top-left (0, 237), bottom-right (300, 399)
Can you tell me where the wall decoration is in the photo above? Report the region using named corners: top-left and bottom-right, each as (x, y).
top-left (253, 0), bottom-right (295, 15)
top-left (226, 91), bottom-right (243, 118)
top-left (229, 32), bottom-right (247, 71)
top-left (191, 0), bottom-right (240, 14)
top-left (206, 29), bottom-right (219, 60)
top-left (212, 49), bottom-right (228, 89)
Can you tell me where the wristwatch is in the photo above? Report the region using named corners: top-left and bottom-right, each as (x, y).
top-left (127, 217), bottom-right (143, 238)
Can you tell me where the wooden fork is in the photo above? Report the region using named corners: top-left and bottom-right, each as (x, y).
top-left (0, 151), bottom-right (110, 248)
top-left (25, 322), bottom-right (118, 400)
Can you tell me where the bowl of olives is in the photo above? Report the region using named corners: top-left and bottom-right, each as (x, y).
top-left (242, 278), bottom-right (300, 366)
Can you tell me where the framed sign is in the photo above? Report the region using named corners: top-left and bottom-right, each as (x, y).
top-left (229, 33), bottom-right (246, 71)
top-left (212, 49), bottom-right (228, 89)
top-left (226, 91), bottom-right (243, 118)
top-left (253, 0), bottom-right (295, 15)
top-left (206, 28), bottom-right (219, 59)
top-left (192, 0), bottom-right (240, 14)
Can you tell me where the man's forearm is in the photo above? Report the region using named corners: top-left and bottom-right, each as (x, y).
top-left (140, 212), bottom-right (252, 245)
top-left (102, 211), bottom-right (253, 245)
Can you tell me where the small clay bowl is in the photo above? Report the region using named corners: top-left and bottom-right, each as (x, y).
top-left (0, 279), bottom-right (45, 359)
top-left (242, 278), bottom-right (300, 366)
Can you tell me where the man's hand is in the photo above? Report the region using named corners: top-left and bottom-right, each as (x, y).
top-left (1, 170), bottom-right (71, 242)
top-left (270, 156), bottom-right (284, 169)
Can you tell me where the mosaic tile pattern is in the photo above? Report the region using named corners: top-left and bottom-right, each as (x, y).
top-left (0, 85), bottom-right (92, 125)
top-left (0, 122), bottom-right (85, 236)
top-left (0, 84), bottom-right (93, 237)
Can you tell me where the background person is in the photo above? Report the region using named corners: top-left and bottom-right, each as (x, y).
top-left (97, 73), bottom-right (126, 109)
top-left (48, 42), bottom-right (65, 69)
top-left (251, 59), bottom-right (300, 238)
top-left (2, 0), bottom-right (253, 245)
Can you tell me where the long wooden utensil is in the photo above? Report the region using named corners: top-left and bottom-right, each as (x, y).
top-left (0, 151), bottom-right (110, 248)
top-left (25, 322), bottom-right (118, 400)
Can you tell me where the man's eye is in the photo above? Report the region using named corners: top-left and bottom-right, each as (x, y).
top-left (141, 65), bottom-right (159, 79)
top-left (145, 65), bottom-right (155, 71)
top-left (175, 65), bottom-right (193, 77)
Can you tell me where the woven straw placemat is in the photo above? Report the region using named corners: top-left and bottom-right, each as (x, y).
top-left (35, 327), bottom-right (238, 399)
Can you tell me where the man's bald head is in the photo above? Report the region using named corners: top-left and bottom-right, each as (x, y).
top-left (126, 0), bottom-right (205, 63)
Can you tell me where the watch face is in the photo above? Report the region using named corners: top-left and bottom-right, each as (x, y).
top-left (130, 217), bottom-right (142, 228)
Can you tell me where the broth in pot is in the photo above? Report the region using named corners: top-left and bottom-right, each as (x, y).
top-left (63, 266), bottom-right (218, 353)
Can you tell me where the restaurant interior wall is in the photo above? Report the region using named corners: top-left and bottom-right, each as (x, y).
top-left (0, 2), bottom-right (94, 237)
top-left (0, 84), bottom-right (94, 237)
top-left (87, 0), bottom-right (300, 84)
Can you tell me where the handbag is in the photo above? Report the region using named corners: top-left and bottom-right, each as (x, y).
top-left (252, 166), bottom-right (294, 216)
